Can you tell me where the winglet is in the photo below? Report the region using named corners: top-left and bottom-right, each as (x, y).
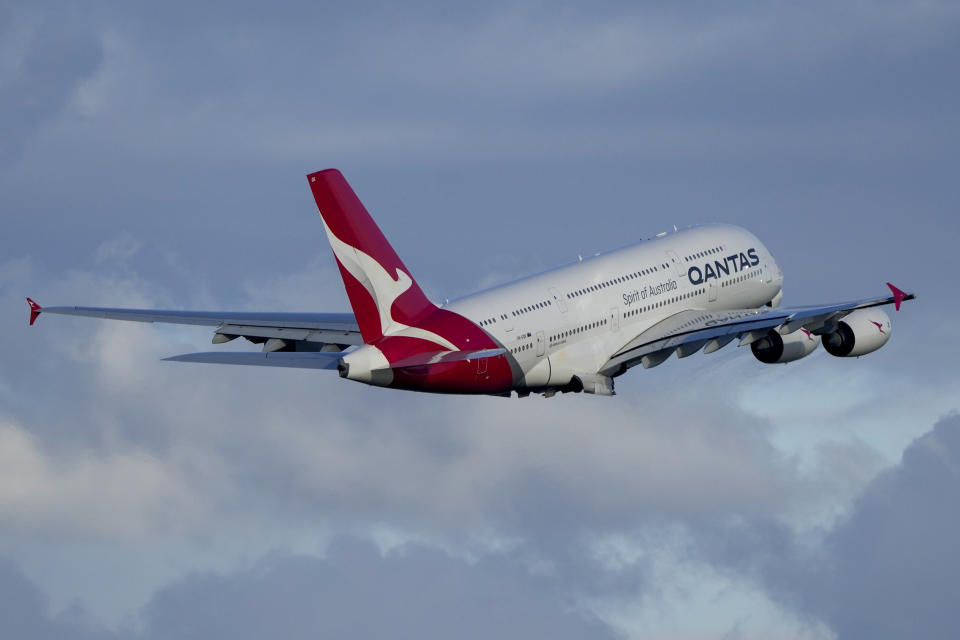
top-left (26, 297), bottom-right (42, 325)
top-left (886, 282), bottom-right (906, 311)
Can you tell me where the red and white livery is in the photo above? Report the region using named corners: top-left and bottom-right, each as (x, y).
top-left (28, 169), bottom-right (915, 398)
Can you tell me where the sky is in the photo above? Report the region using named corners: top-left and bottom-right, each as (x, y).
top-left (1, 1), bottom-right (959, 638)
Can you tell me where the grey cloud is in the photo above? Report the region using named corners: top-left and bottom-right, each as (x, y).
top-left (0, 10), bottom-right (103, 164)
top-left (795, 413), bottom-right (960, 638)
top-left (0, 557), bottom-right (115, 640)
top-left (0, 541), bottom-right (619, 640)
top-left (1, 253), bottom-right (795, 544)
top-left (139, 537), bottom-right (618, 640)
top-left (0, 256), bottom-right (799, 613)
top-left (696, 414), bottom-right (960, 639)
top-left (2, 0), bottom-right (957, 302)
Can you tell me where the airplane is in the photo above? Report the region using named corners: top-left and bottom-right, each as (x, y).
top-left (26, 169), bottom-right (915, 398)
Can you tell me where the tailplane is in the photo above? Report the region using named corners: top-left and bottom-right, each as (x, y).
top-left (307, 169), bottom-right (439, 345)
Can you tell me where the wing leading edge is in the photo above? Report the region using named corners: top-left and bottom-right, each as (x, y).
top-left (601, 283), bottom-right (915, 374)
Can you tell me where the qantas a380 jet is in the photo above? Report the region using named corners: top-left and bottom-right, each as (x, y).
top-left (27, 169), bottom-right (914, 398)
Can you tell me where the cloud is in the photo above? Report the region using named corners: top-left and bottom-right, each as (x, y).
top-left (0, 8), bottom-right (103, 164)
top-left (0, 417), bottom-right (205, 539)
top-left (8, 1), bottom-right (958, 172)
top-left (2, 249), bottom-right (944, 624)
top-left (139, 537), bottom-right (618, 640)
top-left (692, 414), bottom-right (960, 639)
top-left (1, 253), bottom-right (807, 627)
top-left (94, 234), bottom-right (141, 264)
top-left (0, 557), bottom-right (114, 640)
top-left (787, 413), bottom-right (960, 638)
top-left (0, 536), bottom-right (618, 640)
top-left (1, 250), bottom-right (799, 542)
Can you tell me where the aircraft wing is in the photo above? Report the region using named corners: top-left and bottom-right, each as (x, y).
top-left (26, 298), bottom-right (363, 347)
top-left (600, 283), bottom-right (915, 374)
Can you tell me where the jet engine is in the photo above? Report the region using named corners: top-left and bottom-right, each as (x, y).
top-left (751, 328), bottom-right (820, 364)
top-left (821, 308), bottom-right (891, 357)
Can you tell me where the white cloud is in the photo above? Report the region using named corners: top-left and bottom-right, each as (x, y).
top-left (9, 2), bottom-right (954, 170)
top-left (0, 417), bottom-right (204, 539)
top-left (94, 233), bottom-right (141, 263)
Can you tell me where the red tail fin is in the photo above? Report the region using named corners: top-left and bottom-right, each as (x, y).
top-left (307, 169), bottom-right (438, 344)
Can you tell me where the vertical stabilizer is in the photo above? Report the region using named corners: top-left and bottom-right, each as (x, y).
top-left (307, 169), bottom-right (438, 345)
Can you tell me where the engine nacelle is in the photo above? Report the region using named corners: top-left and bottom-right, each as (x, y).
top-left (822, 308), bottom-right (891, 357)
top-left (573, 373), bottom-right (615, 396)
top-left (751, 328), bottom-right (820, 364)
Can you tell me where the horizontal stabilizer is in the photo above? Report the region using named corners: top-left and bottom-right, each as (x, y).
top-left (380, 347), bottom-right (506, 371)
top-left (163, 351), bottom-right (342, 370)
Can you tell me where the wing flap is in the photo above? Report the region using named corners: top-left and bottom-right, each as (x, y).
top-left (216, 323), bottom-right (363, 345)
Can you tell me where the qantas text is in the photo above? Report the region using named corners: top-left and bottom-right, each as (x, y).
top-left (688, 248), bottom-right (759, 285)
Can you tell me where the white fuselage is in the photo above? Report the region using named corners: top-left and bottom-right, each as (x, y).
top-left (447, 224), bottom-right (784, 386)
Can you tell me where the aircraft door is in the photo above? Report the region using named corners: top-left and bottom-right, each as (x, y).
top-left (763, 262), bottom-right (774, 284)
top-left (609, 307), bottom-right (620, 331)
top-left (549, 287), bottom-right (567, 313)
top-left (535, 331), bottom-right (545, 357)
top-left (708, 281), bottom-right (718, 302)
top-left (666, 250), bottom-right (685, 278)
